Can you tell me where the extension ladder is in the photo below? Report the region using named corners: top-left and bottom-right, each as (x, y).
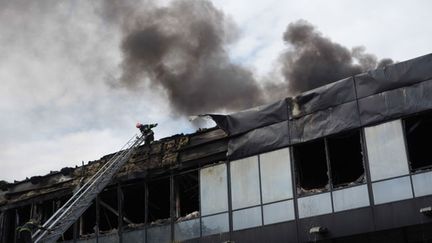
top-left (32, 133), bottom-right (146, 243)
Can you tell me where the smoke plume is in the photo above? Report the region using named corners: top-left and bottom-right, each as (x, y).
top-left (104, 1), bottom-right (392, 115)
top-left (280, 20), bottom-right (393, 94)
top-left (108, 0), bottom-right (264, 115)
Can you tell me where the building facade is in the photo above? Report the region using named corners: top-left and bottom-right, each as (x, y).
top-left (1, 54), bottom-right (432, 242)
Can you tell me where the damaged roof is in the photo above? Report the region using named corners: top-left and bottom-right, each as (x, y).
top-left (210, 53), bottom-right (432, 159)
top-left (0, 127), bottom-right (228, 209)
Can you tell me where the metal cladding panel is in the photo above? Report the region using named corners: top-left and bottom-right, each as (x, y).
top-left (373, 198), bottom-right (422, 231)
top-left (290, 77), bottom-right (356, 118)
top-left (230, 221), bottom-right (298, 243)
top-left (358, 78), bottom-right (432, 125)
top-left (297, 207), bottom-right (374, 242)
top-left (290, 101), bottom-right (361, 144)
top-left (208, 99), bottom-right (289, 136)
top-left (227, 121), bottom-right (289, 160)
top-left (122, 229), bottom-right (146, 243)
top-left (355, 53), bottom-right (432, 98)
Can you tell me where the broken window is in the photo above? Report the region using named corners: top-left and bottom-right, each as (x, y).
top-left (173, 171), bottom-right (200, 242)
top-left (16, 205), bottom-right (31, 227)
top-left (174, 171), bottom-right (199, 220)
top-left (404, 112), bottom-right (432, 171)
top-left (293, 139), bottom-right (328, 192)
top-left (147, 178), bottom-right (171, 224)
top-left (122, 182), bottom-right (145, 225)
top-left (79, 201), bottom-right (96, 236)
top-left (327, 131), bottom-right (364, 187)
top-left (2, 210), bottom-right (16, 243)
top-left (98, 187), bottom-right (118, 233)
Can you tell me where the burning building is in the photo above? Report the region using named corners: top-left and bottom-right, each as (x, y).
top-left (1, 53), bottom-right (432, 243)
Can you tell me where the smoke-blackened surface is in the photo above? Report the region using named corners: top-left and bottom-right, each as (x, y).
top-left (281, 20), bottom-right (393, 94)
top-left (115, 0), bottom-right (264, 115)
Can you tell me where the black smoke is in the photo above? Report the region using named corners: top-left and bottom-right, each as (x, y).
top-left (103, 1), bottom-right (392, 115)
top-left (109, 0), bottom-right (264, 115)
top-left (280, 20), bottom-right (393, 94)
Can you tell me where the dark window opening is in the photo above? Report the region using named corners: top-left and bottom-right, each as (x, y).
top-left (79, 201), bottom-right (96, 236)
top-left (36, 199), bottom-right (55, 223)
top-left (293, 139), bottom-right (329, 192)
top-left (2, 210), bottom-right (16, 243)
top-left (328, 131), bottom-right (364, 187)
top-left (122, 182), bottom-right (145, 225)
top-left (404, 112), bottom-right (432, 171)
top-left (99, 187), bottom-right (118, 233)
top-left (16, 205), bottom-right (31, 227)
top-left (174, 171), bottom-right (199, 221)
top-left (148, 178), bottom-right (170, 224)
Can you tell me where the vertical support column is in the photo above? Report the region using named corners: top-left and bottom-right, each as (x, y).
top-left (95, 197), bottom-right (100, 243)
top-left (144, 181), bottom-right (148, 243)
top-left (324, 139), bottom-right (335, 213)
top-left (13, 209), bottom-right (17, 243)
top-left (73, 221), bottom-right (78, 243)
top-left (289, 148), bottom-right (300, 243)
top-left (174, 178), bottom-right (180, 219)
top-left (117, 183), bottom-right (124, 243)
top-left (170, 174), bottom-right (175, 242)
top-left (226, 161), bottom-right (233, 240)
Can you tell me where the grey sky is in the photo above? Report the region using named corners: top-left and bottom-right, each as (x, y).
top-left (1, 0), bottom-right (431, 182)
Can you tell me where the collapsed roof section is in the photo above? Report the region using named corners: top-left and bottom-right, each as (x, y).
top-left (209, 53), bottom-right (432, 160)
top-left (0, 128), bottom-right (228, 209)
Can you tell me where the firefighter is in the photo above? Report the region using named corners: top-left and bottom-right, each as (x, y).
top-left (136, 123), bottom-right (158, 145)
top-left (16, 219), bottom-right (48, 243)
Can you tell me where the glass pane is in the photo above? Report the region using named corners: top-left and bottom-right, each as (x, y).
top-left (364, 120), bottom-right (409, 181)
top-left (372, 176), bottom-right (413, 205)
top-left (174, 218), bottom-right (200, 241)
top-left (200, 164), bottom-right (228, 215)
top-left (232, 206), bottom-right (262, 231)
top-left (412, 171), bottom-right (432, 197)
top-left (332, 185), bottom-right (370, 212)
top-left (76, 239), bottom-right (96, 243)
top-left (122, 229), bottom-right (146, 243)
top-left (298, 192), bottom-right (332, 218)
top-left (98, 233), bottom-right (119, 243)
top-left (147, 224), bottom-right (171, 243)
top-left (201, 213), bottom-right (229, 236)
top-left (260, 148), bottom-right (293, 203)
top-left (230, 156), bottom-right (261, 210)
top-left (263, 200), bottom-right (294, 225)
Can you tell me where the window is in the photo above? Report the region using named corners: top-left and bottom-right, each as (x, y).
top-left (293, 139), bottom-right (328, 192)
top-left (365, 119), bottom-right (409, 181)
top-left (174, 171), bottom-right (199, 219)
top-left (293, 130), bottom-right (365, 193)
top-left (327, 131), bottom-right (364, 187)
top-left (99, 187), bottom-right (118, 232)
top-left (122, 182), bottom-right (145, 225)
top-left (147, 178), bottom-right (171, 224)
top-left (404, 112), bottom-right (432, 171)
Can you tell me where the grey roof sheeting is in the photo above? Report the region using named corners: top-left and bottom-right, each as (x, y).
top-left (210, 53), bottom-right (432, 160)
